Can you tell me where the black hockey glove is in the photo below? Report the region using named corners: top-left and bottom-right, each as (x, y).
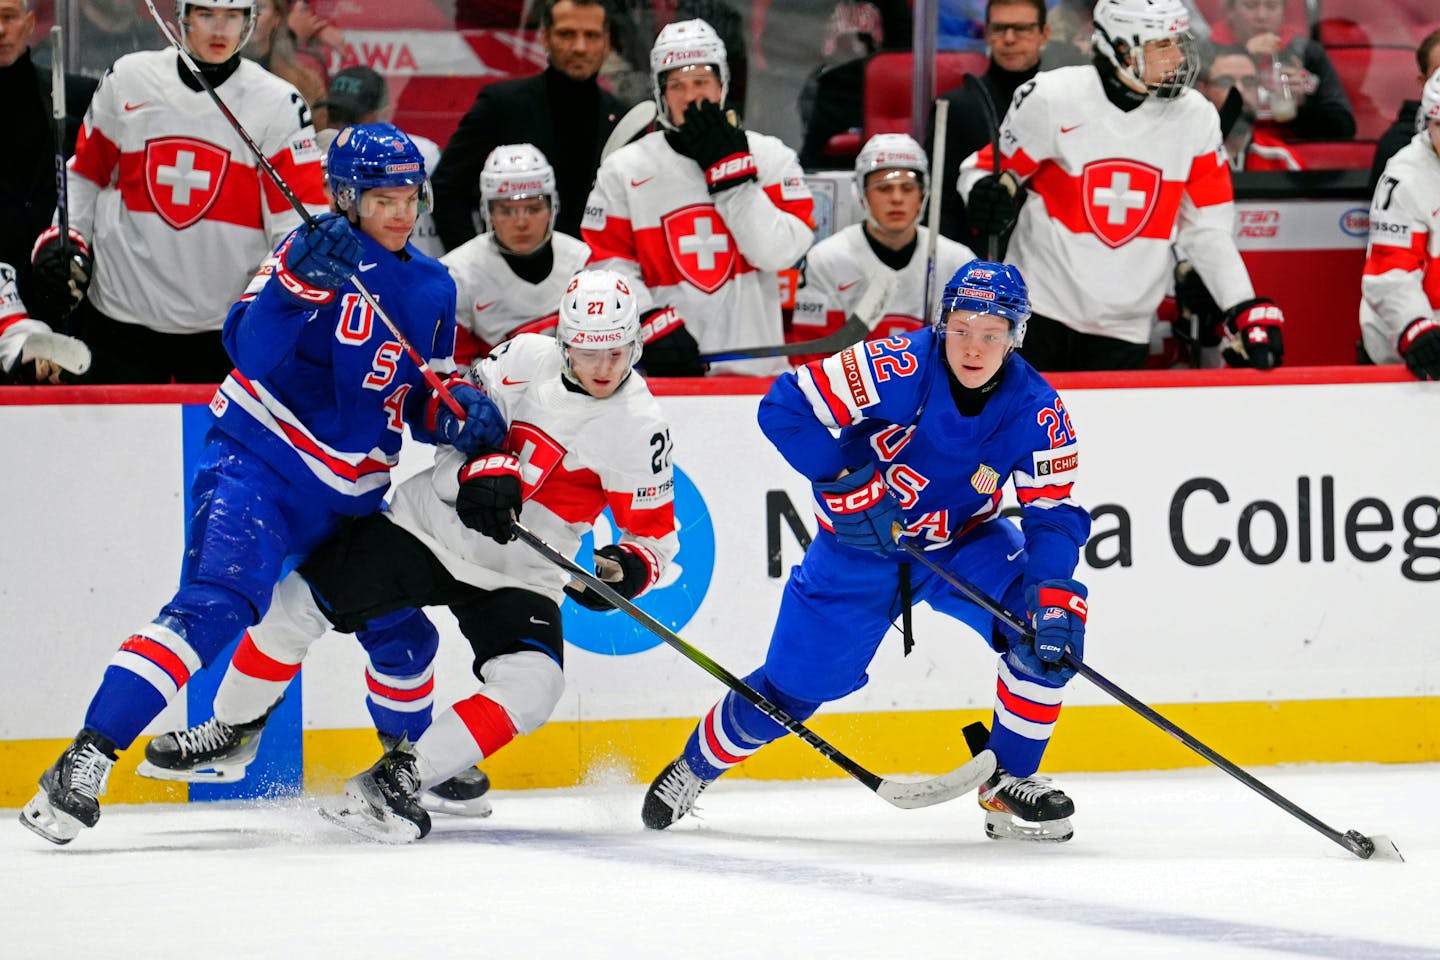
top-left (1398, 317), bottom-right (1440, 380)
top-left (966, 172), bottom-right (1023, 240)
top-left (30, 226), bottom-right (93, 322)
top-left (677, 99), bottom-right (757, 194)
top-left (1171, 260), bottom-right (1223, 353)
top-left (455, 448), bottom-right (524, 544)
top-left (1220, 297), bottom-right (1285, 370)
top-left (564, 544), bottom-right (650, 611)
top-left (637, 306), bottom-right (705, 377)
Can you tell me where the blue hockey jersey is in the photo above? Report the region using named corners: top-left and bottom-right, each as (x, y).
top-left (759, 327), bottom-right (1091, 585)
top-left (210, 226), bottom-right (459, 516)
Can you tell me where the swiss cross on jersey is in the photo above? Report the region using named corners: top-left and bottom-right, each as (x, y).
top-left (662, 204), bottom-right (737, 294)
top-left (143, 137), bottom-right (232, 230)
top-left (1082, 159), bottom-right (1161, 249)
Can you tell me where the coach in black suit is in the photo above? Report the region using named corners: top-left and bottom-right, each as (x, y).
top-left (432, 0), bottom-right (624, 248)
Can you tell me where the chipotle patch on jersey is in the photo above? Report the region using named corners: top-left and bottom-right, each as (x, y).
top-left (839, 345), bottom-right (872, 407)
top-left (1033, 448), bottom-right (1078, 478)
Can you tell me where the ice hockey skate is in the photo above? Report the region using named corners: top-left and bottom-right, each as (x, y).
top-left (320, 747), bottom-right (431, 843)
top-left (642, 756), bottom-right (713, 830)
top-left (137, 701), bottom-right (280, 782)
top-left (379, 734), bottom-right (493, 819)
top-left (977, 767), bottom-right (1075, 842)
top-left (18, 731), bottom-right (117, 845)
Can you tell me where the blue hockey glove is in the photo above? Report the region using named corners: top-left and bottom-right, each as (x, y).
top-left (434, 381), bottom-right (506, 455)
top-left (1011, 578), bottom-right (1087, 683)
top-left (276, 214), bottom-right (363, 300)
top-left (814, 466), bottom-right (903, 555)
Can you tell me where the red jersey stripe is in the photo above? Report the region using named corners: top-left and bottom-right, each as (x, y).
top-left (1363, 232), bottom-right (1430, 277)
top-left (117, 149), bottom-right (267, 229)
top-left (1185, 150), bottom-right (1235, 207)
top-left (72, 123), bottom-right (121, 188)
top-left (761, 182), bottom-right (817, 228)
top-left (1016, 483), bottom-right (1074, 503)
top-left (1029, 160), bottom-right (1186, 242)
top-left (805, 360), bottom-right (854, 427)
top-left (120, 635), bottom-right (193, 687)
top-left (584, 216), bottom-right (638, 263)
top-left (230, 371), bottom-right (392, 481)
top-left (530, 463), bottom-right (609, 524)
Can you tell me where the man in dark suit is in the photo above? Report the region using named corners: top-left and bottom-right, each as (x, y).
top-left (431, 0), bottom-right (623, 248)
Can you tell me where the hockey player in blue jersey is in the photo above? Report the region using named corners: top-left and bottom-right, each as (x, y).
top-left (20, 123), bottom-right (505, 845)
top-left (642, 260), bottom-right (1093, 842)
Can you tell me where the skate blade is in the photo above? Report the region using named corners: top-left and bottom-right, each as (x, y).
top-left (317, 799), bottom-right (422, 844)
top-left (136, 759), bottom-right (249, 783)
top-left (18, 793), bottom-right (82, 845)
top-left (984, 811), bottom-right (1074, 843)
top-left (420, 791), bottom-right (493, 818)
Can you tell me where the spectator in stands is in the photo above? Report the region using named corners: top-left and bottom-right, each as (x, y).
top-left (432, 0), bottom-right (622, 249)
top-left (1199, 45), bottom-right (1303, 171)
top-left (797, 1), bottom-right (887, 170)
top-left (56, 0), bottom-right (161, 80)
top-left (0, 0), bottom-right (96, 326)
top-left (583, 19), bottom-right (814, 376)
top-left (247, 0), bottom-right (329, 129)
top-left (312, 65), bottom-right (445, 258)
top-left (1359, 68), bottom-right (1440, 379)
top-left (1368, 28), bottom-right (1440, 192)
top-left (282, 0), bottom-right (343, 63)
top-left (1209, 0), bottom-right (1355, 140)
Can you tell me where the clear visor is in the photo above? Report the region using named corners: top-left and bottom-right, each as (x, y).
top-left (940, 310), bottom-right (1017, 347)
top-left (354, 182), bottom-right (431, 218)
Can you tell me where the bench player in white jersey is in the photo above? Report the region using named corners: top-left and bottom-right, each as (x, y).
top-left (792, 133), bottom-right (977, 364)
top-left (957, 0), bottom-right (1286, 372)
top-left (582, 18), bottom-right (815, 376)
top-left (1360, 69), bottom-right (1440, 380)
top-left (29, 0), bottom-right (328, 384)
top-left (441, 144), bottom-right (591, 365)
top-left (0, 261), bottom-right (91, 384)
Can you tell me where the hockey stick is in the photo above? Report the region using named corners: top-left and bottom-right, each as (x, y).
top-left (49, 24), bottom-right (72, 335)
top-left (601, 100), bottom-right (657, 163)
top-left (512, 521), bottom-right (996, 808)
top-left (698, 271), bottom-right (897, 363)
top-left (964, 73), bottom-right (1003, 261)
top-left (140, 0), bottom-right (464, 417)
top-left (923, 98), bottom-right (948, 326)
top-left (895, 539), bottom-right (1404, 862)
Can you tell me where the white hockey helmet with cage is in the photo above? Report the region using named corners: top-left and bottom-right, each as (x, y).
top-left (854, 133), bottom-right (929, 227)
top-left (176, 0), bottom-right (258, 53)
top-left (479, 143), bottom-right (558, 243)
top-left (1092, 0), bottom-right (1198, 100)
top-left (557, 269), bottom-right (643, 374)
top-left (650, 19), bottom-right (730, 130)
top-left (1423, 67), bottom-right (1440, 124)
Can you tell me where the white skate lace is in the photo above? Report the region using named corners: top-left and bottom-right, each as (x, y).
top-left (654, 760), bottom-right (707, 817)
top-left (389, 757), bottom-right (422, 798)
top-left (995, 773), bottom-right (1053, 804)
top-left (174, 717), bottom-right (235, 758)
top-left (70, 743), bottom-right (114, 799)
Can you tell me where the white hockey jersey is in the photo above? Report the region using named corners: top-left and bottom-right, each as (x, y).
top-left (440, 231), bottom-right (590, 364)
top-left (1360, 131), bottom-right (1440, 363)
top-left (582, 129), bottom-right (815, 376)
top-left (792, 224), bottom-right (977, 361)
top-left (387, 334), bottom-right (679, 605)
top-left (64, 50), bottom-right (327, 334)
top-left (958, 66), bottom-right (1254, 344)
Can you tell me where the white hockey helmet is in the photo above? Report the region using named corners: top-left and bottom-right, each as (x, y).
top-left (650, 18), bottom-right (729, 130)
top-left (1092, 0), bottom-right (1198, 100)
top-left (176, 0), bottom-right (258, 53)
top-left (557, 269), bottom-right (643, 375)
top-left (479, 143), bottom-right (558, 244)
top-left (1423, 67), bottom-right (1440, 124)
top-left (854, 133), bottom-right (929, 226)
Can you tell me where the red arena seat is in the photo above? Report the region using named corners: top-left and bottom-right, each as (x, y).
top-left (863, 51), bottom-right (991, 141)
top-left (1327, 45), bottom-right (1423, 141)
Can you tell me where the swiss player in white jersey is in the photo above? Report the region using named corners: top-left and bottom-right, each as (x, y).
top-left (174, 269), bottom-right (680, 841)
top-left (582, 18), bottom-right (815, 376)
top-left (0, 261), bottom-right (91, 384)
top-left (1360, 69), bottom-right (1440, 380)
top-left (958, 0), bottom-right (1286, 372)
top-left (28, 0), bottom-right (327, 384)
top-left (441, 144), bottom-right (590, 365)
top-left (792, 134), bottom-right (977, 363)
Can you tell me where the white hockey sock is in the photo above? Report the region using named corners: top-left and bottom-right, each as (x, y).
top-left (213, 573), bottom-right (328, 725)
top-left (414, 695), bottom-right (518, 789)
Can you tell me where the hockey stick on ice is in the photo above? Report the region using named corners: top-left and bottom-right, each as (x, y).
top-left (697, 271), bottom-right (897, 363)
top-left (601, 101), bottom-right (657, 163)
top-left (964, 73), bottom-right (1004, 261)
top-left (140, 0), bottom-right (464, 416)
top-left (896, 539), bottom-right (1404, 862)
top-left (513, 521), bottom-right (996, 808)
top-left (923, 98), bottom-right (948, 326)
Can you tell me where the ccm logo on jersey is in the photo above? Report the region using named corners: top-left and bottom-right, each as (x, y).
top-left (706, 153), bottom-right (756, 185)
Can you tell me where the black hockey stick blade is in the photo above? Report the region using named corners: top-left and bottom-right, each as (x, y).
top-left (1218, 86), bottom-right (1246, 139)
top-left (896, 539), bottom-right (1405, 861)
top-left (513, 521), bottom-right (995, 808)
top-left (699, 272), bottom-right (898, 363)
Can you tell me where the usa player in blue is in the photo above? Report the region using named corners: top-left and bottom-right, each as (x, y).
top-left (643, 261), bottom-right (1093, 842)
top-left (20, 123), bottom-right (504, 845)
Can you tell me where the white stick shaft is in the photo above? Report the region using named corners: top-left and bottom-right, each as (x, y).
top-left (924, 99), bottom-right (950, 324)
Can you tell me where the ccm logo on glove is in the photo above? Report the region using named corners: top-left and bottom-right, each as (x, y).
top-left (820, 474), bottom-right (889, 513)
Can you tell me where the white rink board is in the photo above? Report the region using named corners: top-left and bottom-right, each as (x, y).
top-left (2, 379), bottom-right (1436, 739)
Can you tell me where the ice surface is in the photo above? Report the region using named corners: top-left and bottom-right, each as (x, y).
top-left (4, 764), bottom-right (1436, 959)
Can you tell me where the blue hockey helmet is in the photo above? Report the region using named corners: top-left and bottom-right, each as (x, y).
top-left (938, 260), bottom-right (1031, 346)
top-left (326, 123), bottom-right (432, 215)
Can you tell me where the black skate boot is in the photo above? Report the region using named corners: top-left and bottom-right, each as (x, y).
top-left (138, 699), bottom-right (281, 782)
top-left (19, 731), bottom-right (118, 845)
top-left (379, 733), bottom-right (492, 818)
top-left (642, 756), bottom-right (712, 830)
top-left (322, 747), bottom-right (432, 843)
top-left (977, 768), bottom-right (1075, 842)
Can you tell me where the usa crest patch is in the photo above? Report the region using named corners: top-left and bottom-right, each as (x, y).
top-left (970, 464), bottom-right (1000, 495)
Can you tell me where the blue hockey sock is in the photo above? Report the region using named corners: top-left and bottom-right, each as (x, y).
top-left (83, 667), bottom-right (172, 752)
top-left (682, 670), bottom-right (822, 781)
